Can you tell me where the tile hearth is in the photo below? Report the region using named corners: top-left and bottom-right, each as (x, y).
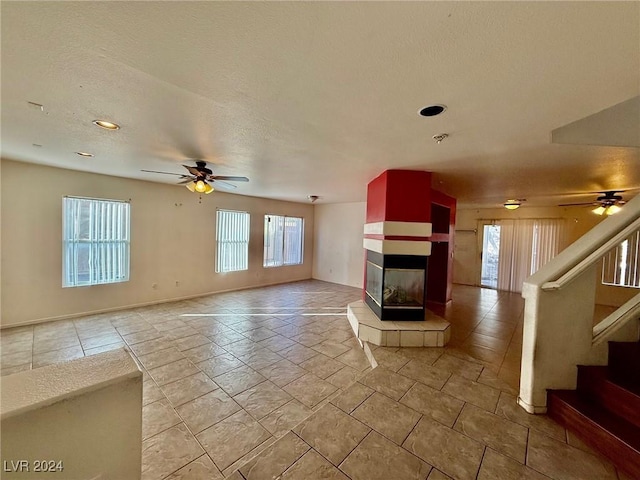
top-left (347, 300), bottom-right (451, 347)
top-left (0, 281), bottom-right (628, 480)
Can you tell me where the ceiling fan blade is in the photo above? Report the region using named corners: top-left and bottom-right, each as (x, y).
top-left (211, 180), bottom-right (238, 190)
top-left (177, 177), bottom-right (195, 185)
top-left (183, 165), bottom-right (203, 177)
top-left (558, 202), bottom-right (597, 207)
top-left (141, 169), bottom-right (184, 177)
top-left (211, 175), bottom-right (249, 182)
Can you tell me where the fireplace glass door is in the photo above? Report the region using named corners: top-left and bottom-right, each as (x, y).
top-left (384, 268), bottom-right (425, 309)
top-left (365, 261), bottom-right (383, 306)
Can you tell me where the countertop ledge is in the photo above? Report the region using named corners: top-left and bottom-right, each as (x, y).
top-left (0, 348), bottom-right (142, 420)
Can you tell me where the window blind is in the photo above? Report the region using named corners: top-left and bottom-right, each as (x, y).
top-left (216, 209), bottom-right (250, 272)
top-left (63, 197), bottom-right (130, 287)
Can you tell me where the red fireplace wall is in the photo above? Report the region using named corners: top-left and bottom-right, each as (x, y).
top-left (365, 170), bottom-right (432, 223)
top-left (428, 189), bottom-right (457, 303)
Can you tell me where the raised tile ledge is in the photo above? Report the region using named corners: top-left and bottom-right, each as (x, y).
top-left (0, 347), bottom-right (142, 420)
top-left (347, 301), bottom-right (450, 347)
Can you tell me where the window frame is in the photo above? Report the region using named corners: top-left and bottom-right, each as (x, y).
top-left (215, 209), bottom-right (250, 273)
top-left (62, 196), bottom-right (131, 288)
top-left (263, 214), bottom-right (304, 268)
top-left (601, 230), bottom-right (640, 289)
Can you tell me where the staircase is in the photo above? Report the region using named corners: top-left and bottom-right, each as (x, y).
top-left (547, 341), bottom-right (640, 478)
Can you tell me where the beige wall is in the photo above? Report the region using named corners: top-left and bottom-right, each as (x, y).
top-left (0, 160), bottom-right (2, 323)
top-left (1, 160), bottom-right (314, 327)
top-left (454, 205), bottom-right (638, 306)
top-left (312, 202), bottom-right (365, 289)
top-left (0, 349), bottom-right (142, 479)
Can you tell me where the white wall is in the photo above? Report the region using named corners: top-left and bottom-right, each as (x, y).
top-left (454, 204), bottom-right (638, 306)
top-left (312, 202), bottom-right (365, 289)
top-left (1, 160), bottom-right (314, 327)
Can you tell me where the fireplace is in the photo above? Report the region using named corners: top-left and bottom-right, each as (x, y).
top-left (364, 249), bottom-right (428, 321)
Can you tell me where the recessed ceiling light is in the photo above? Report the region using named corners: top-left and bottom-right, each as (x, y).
top-left (76, 151), bottom-right (94, 157)
top-left (92, 120), bottom-right (120, 130)
top-left (419, 104), bottom-right (447, 117)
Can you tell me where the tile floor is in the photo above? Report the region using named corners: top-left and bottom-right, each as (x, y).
top-left (0, 281), bottom-right (630, 480)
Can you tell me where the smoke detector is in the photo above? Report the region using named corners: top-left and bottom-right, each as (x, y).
top-left (432, 133), bottom-right (449, 144)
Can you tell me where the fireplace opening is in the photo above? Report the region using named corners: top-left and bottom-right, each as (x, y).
top-left (364, 250), bottom-right (428, 321)
top-left (384, 268), bottom-right (424, 307)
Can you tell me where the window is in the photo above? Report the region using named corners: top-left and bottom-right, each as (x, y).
top-left (63, 196), bottom-right (130, 287)
top-left (602, 230), bottom-right (640, 288)
top-left (480, 224), bottom-right (500, 289)
top-left (263, 215), bottom-right (304, 267)
top-left (216, 209), bottom-right (250, 273)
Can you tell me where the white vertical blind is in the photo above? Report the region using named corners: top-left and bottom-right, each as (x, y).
top-left (496, 218), bottom-right (565, 293)
top-left (511, 219), bottom-right (535, 292)
top-left (216, 210), bottom-right (250, 273)
top-left (531, 219), bottom-right (566, 274)
top-left (497, 220), bottom-right (515, 292)
top-left (63, 197), bottom-right (130, 287)
top-left (283, 216), bottom-right (304, 265)
top-left (264, 215), bottom-right (284, 267)
top-left (263, 215), bottom-right (303, 267)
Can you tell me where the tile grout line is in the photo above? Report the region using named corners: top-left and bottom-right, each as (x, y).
top-left (474, 446), bottom-right (488, 480)
top-left (398, 412), bottom-right (424, 448)
top-left (337, 428), bottom-right (375, 476)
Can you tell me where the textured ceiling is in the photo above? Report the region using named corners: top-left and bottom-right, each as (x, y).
top-left (1, 1), bottom-right (639, 207)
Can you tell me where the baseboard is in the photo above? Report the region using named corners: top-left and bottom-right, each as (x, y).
top-left (1, 277), bottom-right (314, 329)
top-left (517, 396), bottom-right (548, 414)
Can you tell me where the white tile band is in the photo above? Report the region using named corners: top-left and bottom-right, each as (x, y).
top-left (364, 221), bottom-right (432, 237)
top-left (363, 238), bottom-right (431, 256)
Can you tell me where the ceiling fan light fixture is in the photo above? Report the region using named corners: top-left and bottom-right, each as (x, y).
top-left (187, 179), bottom-right (214, 194)
top-left (592, 206), bottom-right (606, 215)
top-left (606, 204), bottom-right (621, 215)
top-left (194, 179), bottom-right (207, 193)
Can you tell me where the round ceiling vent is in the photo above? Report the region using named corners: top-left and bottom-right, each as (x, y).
top-left (418, 104), bottom-right (447, 117)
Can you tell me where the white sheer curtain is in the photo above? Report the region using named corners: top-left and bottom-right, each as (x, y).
top-left (496, 218), bottom-right (565, 293)
top-left (512, 219), bottom-right (535, 292)
top-left (497, 220), bottom-right (515, 291)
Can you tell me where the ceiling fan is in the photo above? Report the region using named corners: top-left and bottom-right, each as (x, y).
top-left (559, 191), bottom-right (627, 215)
top-left (142, 161), bottom-right (249, 195)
